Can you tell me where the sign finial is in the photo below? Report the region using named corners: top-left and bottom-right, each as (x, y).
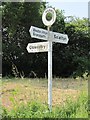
top-left (42, 8), bottom-right (56, 27)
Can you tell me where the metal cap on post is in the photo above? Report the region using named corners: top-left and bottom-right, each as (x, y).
top-left (42, 8), bottom-right (56, 112)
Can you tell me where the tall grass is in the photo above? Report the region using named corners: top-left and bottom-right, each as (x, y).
top-left (2, 91), bottom-right (88, 119)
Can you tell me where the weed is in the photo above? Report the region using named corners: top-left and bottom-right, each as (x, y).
top-left (1, 91), bottom-right (88, 119)
top-left (1, 78), bottom-right (88, 119)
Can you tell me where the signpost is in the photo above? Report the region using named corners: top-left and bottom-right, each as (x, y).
top-left (29, 26), bottom-right (69, 44)
top-left (27, 42), bottom-right (48, 53)
top-left (29, 26), bottom-right (48, 41)
top-left (52, 31), bottom-right (69, 44)
top-left (27, 7), bottom-right (69, 112)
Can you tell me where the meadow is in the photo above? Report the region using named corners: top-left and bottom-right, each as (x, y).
top-left (0, 77), bottom-right (88, 119)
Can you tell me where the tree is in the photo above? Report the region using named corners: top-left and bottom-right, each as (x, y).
top-left (64, 17), bottom-right (90, 77)
top-left (2, 2), bottom-right (90, 77)
top-left (2, 2), bottom-right (46, 77)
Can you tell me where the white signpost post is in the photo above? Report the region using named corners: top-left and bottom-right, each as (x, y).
top-left (27, 8), bottom-right (69, 112)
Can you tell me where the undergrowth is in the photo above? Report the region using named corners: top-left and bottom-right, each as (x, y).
top-left (1, 91), bottom-right (88, 119)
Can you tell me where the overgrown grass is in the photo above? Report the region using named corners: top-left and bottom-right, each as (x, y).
top-left (2, 91), bottom-right (88, 119)
top-left (1, 77), bottom-right (88, 119)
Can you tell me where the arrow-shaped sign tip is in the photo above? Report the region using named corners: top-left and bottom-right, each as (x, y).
top-left (29, 26), bottom-right (33, 37)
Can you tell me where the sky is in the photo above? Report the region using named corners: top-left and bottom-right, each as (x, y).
top-left (45, 0), bottom-right (89, 18)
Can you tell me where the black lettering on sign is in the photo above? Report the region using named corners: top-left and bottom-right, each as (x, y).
top-left (29, 46), bottom-right (32, 49)
top-left (46, 9), bottom-right (54, 14)
top-left (54, 35), bottom-right (58, 39)
top-left (38, 45), bottom-right (45, 49)
top-left (59, 36), bottom-right (66, 41)
top-left (33, 32), bottom-right (46, 38)
top-left (42, 30), bottom-right (47, 35)
top-left (33, 28), bottom-right (41, 33)
top-left (34, 46), bottom-right (37, 49)
top-left (29, 45), bottom-right (46, 50)
top-left (54, 34), bottom-right (66, 41)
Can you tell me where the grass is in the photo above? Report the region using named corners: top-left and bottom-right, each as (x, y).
top-left (2, 91), bottom-right (88, 119)
top-left (1, 77), bottom-right (88, 119)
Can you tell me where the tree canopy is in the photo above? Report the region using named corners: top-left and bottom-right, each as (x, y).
top-left (2, 2), bottom-right (90, 78)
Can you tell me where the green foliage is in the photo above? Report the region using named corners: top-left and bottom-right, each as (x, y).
top-left (2, 91), bottom-right (88, 119)
top-left (2, 2), bottom-right (90, 77)
top-left (72, 56), bottom-right (90, 77)
top-left (2, 2), bottom-right (46, 77)
top-left (62, 17), bottom-right (90, 77)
